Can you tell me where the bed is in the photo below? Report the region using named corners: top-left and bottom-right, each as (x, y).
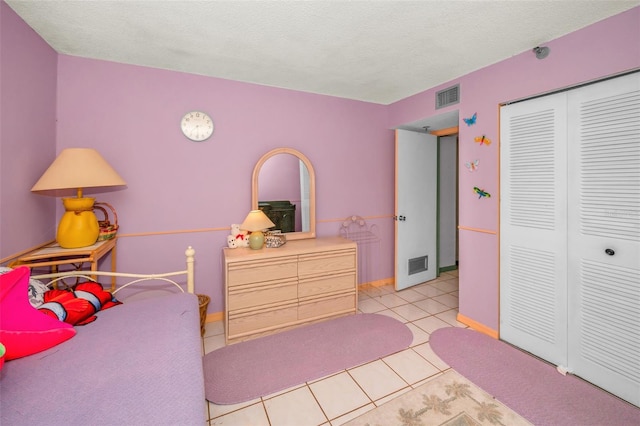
top-left (0, 247), bottom-right (206, 426)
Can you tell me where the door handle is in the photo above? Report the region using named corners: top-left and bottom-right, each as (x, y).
top-left (605, 248), bottom-right (615, 256)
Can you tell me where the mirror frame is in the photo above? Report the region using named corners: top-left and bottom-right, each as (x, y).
top-left (252, 147), bottom-right (316, 240)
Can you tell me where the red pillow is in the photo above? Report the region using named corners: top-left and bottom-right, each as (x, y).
top-left (0, 267), bottom-right (75, 360)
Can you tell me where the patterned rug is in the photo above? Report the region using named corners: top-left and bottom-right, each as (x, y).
top-left (429, 327), bottom-right (640, 424)
top-left (345, 370), bottom-right (531, 426)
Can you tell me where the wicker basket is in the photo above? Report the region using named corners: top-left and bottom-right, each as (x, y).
top-left (94, 202), bottom-right (118, 241)
top-left (265, 230), bottom-right (286, 248)
top-left (197, 294), bottom-right (211, 337)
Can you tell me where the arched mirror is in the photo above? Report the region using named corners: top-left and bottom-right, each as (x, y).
top-left (252, 148), bottom-right (316, 240)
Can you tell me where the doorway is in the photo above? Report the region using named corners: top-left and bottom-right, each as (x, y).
top-left (395, 110), bottom-right (459, 289)
top-left (438, 134), bottom-right (458, 273)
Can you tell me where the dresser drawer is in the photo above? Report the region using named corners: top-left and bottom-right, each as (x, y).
top-left (228, 257), bottom-right (297, 287)
top-left (298, 272), bottom-right (355, 299)
top-left (298, 293), bottom-right (356, 321)
top-left (228, 278), bottom-right (298, 311)
top-left (298, 249), bottom-right (356, 277)
top-left (228, 302), bottom-right (298, 337)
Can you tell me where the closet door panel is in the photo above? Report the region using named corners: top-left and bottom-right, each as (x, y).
top-left (499, 93), bottom-right (568, 367)
top-left (567, 72), bottom-right (640, 407)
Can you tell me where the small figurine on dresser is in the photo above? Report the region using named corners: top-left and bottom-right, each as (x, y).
top-left (226, 224), bottom-right (250, 248)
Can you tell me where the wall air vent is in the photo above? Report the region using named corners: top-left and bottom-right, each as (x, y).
top-left (408, 255), bottom-right (428, 275)
top-left (436, 84), bottom-right (460, 109)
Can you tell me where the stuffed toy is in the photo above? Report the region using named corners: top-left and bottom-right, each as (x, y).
top-left (0, 342), bottom-right (5, 370)
top-left (226, 235), bottom-right (238, 249)
top-left (38, 282), bottom-right (121, 326)
top-left (227, 224), bottom-right (250, 248)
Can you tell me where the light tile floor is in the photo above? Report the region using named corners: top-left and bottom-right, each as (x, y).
top-left (202, 270), bottom-right (463, 426)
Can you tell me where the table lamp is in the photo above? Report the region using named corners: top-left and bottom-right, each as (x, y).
top-left (240, 210), bottom-right (275, 250)
top-left (31, 148), bottom-right (126, 249)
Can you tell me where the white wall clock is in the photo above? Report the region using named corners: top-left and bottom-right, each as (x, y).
top-left (180, 111), bottom-right (214, 142)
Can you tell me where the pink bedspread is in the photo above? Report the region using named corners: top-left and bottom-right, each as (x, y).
top-left (1, 292), bottom-right (205, 425)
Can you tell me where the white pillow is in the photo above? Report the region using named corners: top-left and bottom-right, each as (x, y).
top-left (0, 267), bottom-right (51, 308)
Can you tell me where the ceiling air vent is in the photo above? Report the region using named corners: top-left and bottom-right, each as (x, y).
top-left (436, 84), bottom-right (460, 109)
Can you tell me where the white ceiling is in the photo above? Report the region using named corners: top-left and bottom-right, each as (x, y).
top-left (6, 0), bottom-right (639, 105)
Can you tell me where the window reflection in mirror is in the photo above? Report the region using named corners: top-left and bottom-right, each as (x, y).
top-left (252, 148), bottom-right (315, 240)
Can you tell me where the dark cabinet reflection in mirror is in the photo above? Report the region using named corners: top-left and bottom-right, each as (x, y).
top-left (252, 148), bottom-right (316, 240)
top-left (259, 201), bottom-right (296, 233)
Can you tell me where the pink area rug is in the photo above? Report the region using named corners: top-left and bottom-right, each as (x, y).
top-left (203, 313), bottom-right (413, 404)
top-left (430, 327), bottom-right (640, 425)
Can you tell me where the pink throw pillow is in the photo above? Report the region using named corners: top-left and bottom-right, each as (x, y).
top-left (0, 267), bottom-right (76, 360)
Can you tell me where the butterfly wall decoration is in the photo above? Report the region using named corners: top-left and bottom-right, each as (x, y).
top-left (463, 113), bottom-right (477, 126)
top-left (473, 187), bottom-right (491, 199)
top-left (474, 135), bottom-right (491, 146)
top-left (465, 159), bottom-right (479, 172)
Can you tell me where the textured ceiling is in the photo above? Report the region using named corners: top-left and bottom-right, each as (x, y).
top-left (6, 0), bottom-right (639, 105)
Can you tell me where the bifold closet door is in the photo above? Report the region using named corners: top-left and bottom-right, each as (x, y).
top-left (566, 72), bottom-right (640, 407)
top-left (499, 92), bottom-right (568, 368)
top-left (502, 72), bottom-right (640, 407)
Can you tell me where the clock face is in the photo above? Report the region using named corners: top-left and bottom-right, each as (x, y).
top-left (181, 111), bottom-right (214, 142)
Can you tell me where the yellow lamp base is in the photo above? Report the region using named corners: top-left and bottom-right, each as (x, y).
top-left (248, 231), bottom-right (265, 250)
top-left (57, 197), bottom-right (99, 248)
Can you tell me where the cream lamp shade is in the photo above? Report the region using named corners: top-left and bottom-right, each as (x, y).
top-left (240, 210), bottom-right (275, 250)
top-left (31, 148), bottom-right (126, 249)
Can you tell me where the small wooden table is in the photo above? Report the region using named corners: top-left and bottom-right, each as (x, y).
top-left (9, 239), bottom-right (117, 291)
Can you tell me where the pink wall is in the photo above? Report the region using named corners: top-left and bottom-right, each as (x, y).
top-left (0, 2), bottom-right (57, 258)
top-left (2, 2), bottom-right (638, 324)
top-left (259, 154), bottom-right (300, 202)
top-left (54, 56), bottom-right (392, 312)
top-left (389, 6), bottom-right (640, 332)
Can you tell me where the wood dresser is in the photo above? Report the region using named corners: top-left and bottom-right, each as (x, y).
top-left (223, 236), bottom-right (357, 343)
